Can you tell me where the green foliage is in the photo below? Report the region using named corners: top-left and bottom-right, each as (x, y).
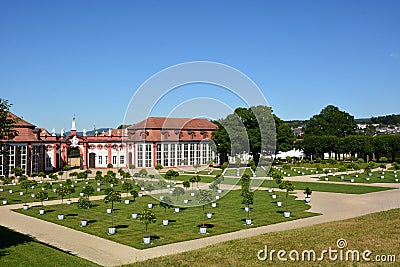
top-left (107, 163), bottom-right (113, 168)
top-left (35, 191), bottom-right (48, 206)
top-left (379, 157), bottom-right (387, 163)
top-left (138, 209), bottom-right (157, 234)
top-left (77, 197), bottom-right (92, 210)
top-left (81, 185), bottom-right (94, 198)
top-left (0, 99), bottom-right (18, 154)
top-left (357, 158), bottom-right (365, 164)
top-left (172, 187), bottom-right (185, 200)
top-left (304, 187), bottom-right (312, 197)
top-left (182, 180), bottom-right (190, 189)
top-left (303, 105), bottom-right (356, 137)
top-left (20, 180), bottom-right (34, 194)
top-left (11, 167), bottom-right (25, 177)
top-left (122, 182), bottom-right (133, 195)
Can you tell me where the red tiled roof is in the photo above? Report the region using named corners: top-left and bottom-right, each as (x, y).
top-left (129, 117), bottom-right (217, 130)
top-left (8, 112), bottom-right (36, 128)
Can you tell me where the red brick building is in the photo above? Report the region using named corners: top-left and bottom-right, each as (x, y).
top-left (0, 113), bottom-right (218, 176)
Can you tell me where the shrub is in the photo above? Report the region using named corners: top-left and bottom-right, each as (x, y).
top-left (357, 158), bottom-right (365, 164)
top-left (107, 163), bottom-right (113, 168)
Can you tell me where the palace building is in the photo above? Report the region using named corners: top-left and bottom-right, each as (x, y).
top-left (0, 113), bottom-right (218, 176)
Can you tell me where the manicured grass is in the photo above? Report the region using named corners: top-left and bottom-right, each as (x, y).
top-left (274, 166), bottom-right (337, 177)
top-left (126, 208), bottom-right (400, 266)
top-left (260, 180), bottom-right (394, 194)
top-left (15, 190), bottom-right (318, 249)
top-left (0, 225), bottom-right (98, 267)
top-left (318, 170), bottom-right (399, 184)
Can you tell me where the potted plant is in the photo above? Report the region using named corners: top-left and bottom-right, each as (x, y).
top-left (304, 187), bottom-right (312, 203)
top-left (130, 188), bottom-right (139, 219)
top-left (35, 190), bottom-right (48, 215)
top-left (159, 196), bottom-right (173, 226)
top-left (55, 186), bottom-right (69, 220)
top-left (104, 189), bottom-right (121, 234)
top-left (20, 179), bottom-right (34, 209)
top-left (138, 209), bottom-right (157, 244)
top-left (280, 180), bottom-right (295, 218)
top-left (122, 182), bottom-right (133, 204)
top-left (196, 190), bottom-right (212, 234)
top-left (182, 180), bottom-right (190, 202)
top-left (77, 197), bottom-right (92, 227)
top-left (242, 190), bottom-right (254, 225)
top-left (66, 186), bottom-right (75, 205)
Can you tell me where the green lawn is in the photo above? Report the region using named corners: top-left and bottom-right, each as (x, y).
top-left (260, 180), bottom-right (394, 194)
top-left (126, 208), bottom-right (400, 266)
top-left (15, 190), bottom-right (318, 249)
top-left (0, 225), bottom-right (98, 267)
top-left (317, 170), bottom-right (399, 184)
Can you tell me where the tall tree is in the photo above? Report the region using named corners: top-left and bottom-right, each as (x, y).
top-left (303, 105), bottom-right (356, 137)
top-left (0, 99), bottom-right (18, 155)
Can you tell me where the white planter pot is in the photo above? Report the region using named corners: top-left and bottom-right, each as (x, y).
top-left (168, 190), bottom-right (173, 194)
top-left (381, 176), bottom-right (384, 179)
top-left (131, 213), bottom-right (138, 219)
top-left (366, 178), bottom-right (370, 181)
top-left (147, 203), bottom-right (153, 208)
top-left (369, 173), bottom-right (372, 176)
top-left (97, 188), bottom-right (101, 191)
top-left (97, 182), bottom-right (101, 186)
top-left (110, 184), bottom-right (114, 188)
top-left (166, 184), bottom-right (171, 188)
top-left (355, 175), bottom-right (358, 178)
top-left (85, 182), bottom-right (89, 184)
top-left (184, 199), bottom-right (189, 204)
top-left (207, 212), bottom-right (212, 219)
top-left (277, 201), bottom-right (282, 207)
top-left (66, 200), bottom-right (72, 205)
top-left (341, 176), bottom-right (344, 179)
top-left (141, 187), bottom-right (145, 191)
top-left (9, 190), bottom-right (13, 194)
top-left (31, 194), bottom-right (35, 198)
top-left (75, 181), bottom-right (78, 184)
top-left (199, 226), bottom-right (207, 234)
top-left (162, 219), bottom-right (169, 226)
top-left (138, 193), bottom-right (143, 197)
top-left (305, 197), bottom-right (311, 203)
top-left (350, 179), bottom-right (354, 183)
top-left (272, 194), bottom-right (277, 199)
top-left (283, 211), bottom-right (291, 218)
top-left (268, 188), bottom-right (273, 193)
top-left (53, 189), bottom-right (57, 192)
top-left (159, 196), bottom-right (164, 200)
top-left (19, 192), bottom-right (24, 196)
top-left (58, 214), bottom-right (64, 220)
top-left (41, 188), bottom-right (45, 191)
top-left (39, 209), bottom-right (45, 215)
top-left (81, 220), bottom-right (88, 227)
top-left (59, 184), bottom-right (63, 187)
top-left (106, 208), bottom-right (112, 214)
top-left (215, 195), bottom-right (220, 200)
top-left (245, 218), bottom-right (252, 225)
top-left (324, 178), bottom-right (329, 181)
top-left (195, 187), bottom-right (200, 191)
top-left (211, 202), bottom-right (217, 208)
top-left (217, 189), bottom-right (222, 194)
top-left (190, 192), bottom-right (195, 197)
top-left (174, 207), bottom-right (180, 213)
top-left (244, 206), bottom-right (250, 212)
top-left (125, 199), bottom-right (130, 204)
top-left (2, 200), bottom-right (7, 205)
top-left (395, 179), bottom-right (398, 182)
top-left (23, 204), bottom-right (29, 210)
top-left (143, 236), bottom-right (151, 244)
top-left (71, 185), bottom-right (74, 188)
top-left (108, 227), bottom-right (116, 235)
top-left (79, 193), bottom-right (84, 197)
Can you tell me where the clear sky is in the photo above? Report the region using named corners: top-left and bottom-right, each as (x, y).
top-left (0, 0), bottom-right (399, 132)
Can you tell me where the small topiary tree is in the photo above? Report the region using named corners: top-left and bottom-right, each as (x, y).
top-left (77, 197), bottom-right (92, 222)
top-left (122, 182), bottom-right (133, 198)
top-left (172, 187), bottom-right (185, 201)
top-left (104, 190), bottom-right (121, 227)
top-left (138, 209), bottom-right (157, 238)
top-left (159, 196), bottom-right (173, 220)
top-left (196, 190), bottom-right (212, 227)
top-left (81, 185), bottom-right (94, 200)
top-left (36, 191), bottom-right (48, 207)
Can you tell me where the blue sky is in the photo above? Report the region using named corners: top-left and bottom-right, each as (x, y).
top-left (0, 0), bottom-right (399, 131)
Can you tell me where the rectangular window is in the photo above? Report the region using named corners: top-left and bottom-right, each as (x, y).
top-left (8, 146), bottom-right (15, 174)
top-left (137, 144), bottom-right (143, 168)
top-left (183, 144), bottom-right (188, 165)
top-left (105, 156), bottom-right (108, 165)
top-left (120, 155), bottom-right (124, 165)
top-left (112, 156), bottom-right (117, 165)
top-left (196, 144), bottom-right (201, 165)
top-left (18, 146), bottom-right (27, 173)
top-left (156, 144), bottom-right (161, 165)
top-left (98, 155), bottom-right (103, 165)
top-left (0, 153), bottom-right (3, 176)
top-left (32, 146), bottom-right (39, 174)
top-left (45, 157), bottom-right (52, 168)
top-left (190, 144), bottom-right (195, 165)
top-left (145, 144), bottom-right (152, 167)
top-left (170, 144), bottom-right (176, 167)
top-left (202, 144), bottom-right (207, 164)
top-left (163, 144), bottom-right (169, 166)
top-left (177, 143), bottom-right (182, 165)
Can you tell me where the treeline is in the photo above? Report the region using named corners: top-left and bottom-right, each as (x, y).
top-left (298, 134), bottom-right (400, 162)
